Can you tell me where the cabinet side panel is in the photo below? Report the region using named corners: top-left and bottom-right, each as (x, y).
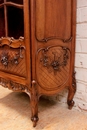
top-left (36, 0), bottom-right (71, 41)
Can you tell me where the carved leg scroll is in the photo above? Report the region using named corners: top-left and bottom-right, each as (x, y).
top-left (30, 80), bottom-right (39, 127)
top-left (67, 72), bottom-right (76, 109)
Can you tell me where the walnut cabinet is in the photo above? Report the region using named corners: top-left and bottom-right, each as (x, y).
top-left (0, 0), bottom-right (76, 127)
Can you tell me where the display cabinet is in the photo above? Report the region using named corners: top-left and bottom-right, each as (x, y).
top-left (0, 0), bottom-right (76, 127)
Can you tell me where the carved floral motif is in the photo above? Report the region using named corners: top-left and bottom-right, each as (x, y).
top-left (0, 49), bottom-right (23, 66)
top-left (0, 37), bottom-right (25, 67)
top-left (1, 52), bottom-right (9, 66)
top-left (40, 47), bottom-right (69, 74)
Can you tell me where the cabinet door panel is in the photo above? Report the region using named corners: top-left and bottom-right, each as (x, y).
top-left (35, 0), bottom-right (73, 92)
top-left (36, 46), bottom-right (70, 91)
top-left (36, 0), bottom-right (71, 41)
top-left (0, 0), bottom-right (31, 91)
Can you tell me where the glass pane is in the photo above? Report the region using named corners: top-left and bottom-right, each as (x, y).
top-left (0, 0), bottom-right (4, 4)
top-left (7, 6), bottom-right (24, 39)
top-left (0, 7), bottom-right (5, 37)
top-left (6, 0), bottom-right (23, 4)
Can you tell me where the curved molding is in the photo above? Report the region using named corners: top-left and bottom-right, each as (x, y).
top-left (0, 2), bottom-right (23, 9)
top-left (36, 36), bottom-right (72, 43)
top-left (0, 37), bottom-right (25, 49)
top-left (37, 45), bottom-right (71, 54)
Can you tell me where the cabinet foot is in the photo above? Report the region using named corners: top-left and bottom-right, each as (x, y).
top-left (67, 100), bottom-right (75, 110)
top-left (31, 116), bottom-right (39, 127)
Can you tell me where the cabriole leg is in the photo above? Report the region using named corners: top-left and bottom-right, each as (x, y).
top-left (30, 80), bottom-right (39, 127)
top-left (67, 72), bottom-right (76, 109)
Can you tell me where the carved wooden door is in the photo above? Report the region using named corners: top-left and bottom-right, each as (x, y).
top-left (35, 0), bottom-right (72, 93)
top-left (0, 0), bottom-right (31, 93)
top-left (30, 0), bottom-right (76, 126)
top-left (31, 0), bottom-right (76, 96)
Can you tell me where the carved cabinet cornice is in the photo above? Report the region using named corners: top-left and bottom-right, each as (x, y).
top-left (0, 0), bottom-right (76, 127)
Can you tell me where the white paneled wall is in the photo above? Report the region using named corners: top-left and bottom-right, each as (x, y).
top-left (47, 0), bottom-right (87, 112)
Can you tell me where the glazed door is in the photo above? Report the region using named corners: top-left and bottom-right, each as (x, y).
top-left (31, 0), bottom-right (74, 95)
top-left (0, 0), bottom-right (31, 91)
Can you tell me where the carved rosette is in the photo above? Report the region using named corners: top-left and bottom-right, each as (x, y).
top-left (36, 46), bottom-right (70, 90)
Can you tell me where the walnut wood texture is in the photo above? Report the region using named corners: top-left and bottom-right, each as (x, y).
top-left (30, 0), bottom-right (76, 126)
top-left (0, 0), bottom-right (31, 91)
top-left (35, 0), bottom-right (71, 42)
top-left (0, 0), bottom-right (76, 127)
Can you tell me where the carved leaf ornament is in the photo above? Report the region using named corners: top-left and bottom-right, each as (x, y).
top-left (40, 46), bottom-right (69, 74)
top-left (0, 37), bottom-right (25, 67)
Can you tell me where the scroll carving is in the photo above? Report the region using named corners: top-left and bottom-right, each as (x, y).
top-left (40, 47), bottom-right (69, 74)
top-left (0, 37), bottom-right (25, 67)
top-left (36, 36), bottom-right (72, 43)
top-left (0, 77), bottom-right (27, 92)
top-left (0, 37), bottom-right (25, 48)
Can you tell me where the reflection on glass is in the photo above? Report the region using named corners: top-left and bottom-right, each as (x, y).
top-left (0, 8), bottom-right (5, 37)
top-left (6, 0), bottom-right (23, 4)
top-left (7, 6), bottom-right (24, 39)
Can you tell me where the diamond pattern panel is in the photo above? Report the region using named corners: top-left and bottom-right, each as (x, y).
top-left (0, 46), bottom-right (26, 77)
top-left (36, 46), bottom-right (70, 90)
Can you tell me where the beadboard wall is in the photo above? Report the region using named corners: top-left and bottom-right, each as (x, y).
top-left (46, 0), bottom-right (87, 112)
